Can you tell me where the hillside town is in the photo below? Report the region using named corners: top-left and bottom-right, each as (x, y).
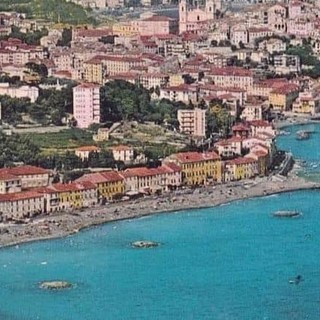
top-left (0, 0), bottom-right (319, 221)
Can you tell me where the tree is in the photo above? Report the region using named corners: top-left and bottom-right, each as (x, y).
top-left (25, 62), bottom-right (48, 78)
top-left (207, 101), bottom-right (232, 138)
top-left (211, 40), bottom-right (218, 47)
top-left (8, 26), bottom-right (48, 45)
top-left (62, 151), bottom-right (83, 171)
top-left (0, 132), bottom-right (40, 167)
top-left (57, 28), bottom-right (72, 47)
top-left (99, 35), bottom-right (117, 45)
top-left (239, 41), bottom-right (245, 49)
top-left (87, 150), bottom-right (115, 168)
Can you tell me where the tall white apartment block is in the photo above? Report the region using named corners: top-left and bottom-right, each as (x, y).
top-left (177, 108), bottom-right (206, 138)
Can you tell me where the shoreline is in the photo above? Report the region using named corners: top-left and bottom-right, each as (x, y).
top-left (1, 174), bottom-right (319, 250)
top-left (273, 118), bottom-right (320, 130)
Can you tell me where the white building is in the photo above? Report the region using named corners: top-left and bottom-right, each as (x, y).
top-left (73, 83), bottom-right (101, 129)
top-left (0, 83), bottom-right (39, 103)
top-left (177, 108), bottom-right (206, 138)
top-left (111, 145), bottom-right (134, 164)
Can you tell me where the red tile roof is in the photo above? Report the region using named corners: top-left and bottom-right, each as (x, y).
top-left (226, 157), bottom-right (256, 165)
top-left (271, 84), bottom-right (299, 95)
top-left (0, 190), bottom-right (43, 202)
top-left (232, 123), bottom-right (250, 131)
top-left (210, 67), bottom-right (253, 77)
top-left (47, 181), bottom-right (96, 193)
top-left (142, 15), bottom-right (174, 22)
top-left (76, 171), bottom-right (124, 184)
top-left (248, 120), bottom-right (272, 127)
top-left (172, 152), bottom-right (220, 163)
top-left (0, 165), bottom-right (50, 176)
top-left (162, 162), bottom-right (181, 172)
top-left (0, 173), bottom-right (19, 181)
top-left (252, 150), bottom-right (268, 157)
top-left (75, 28), bottom-right (112, 38)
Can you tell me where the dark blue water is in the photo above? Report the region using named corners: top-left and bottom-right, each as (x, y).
top-left (0, 124), bottom-right (320, 320)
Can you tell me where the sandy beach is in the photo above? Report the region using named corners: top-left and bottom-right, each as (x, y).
top-left (0, 173), bottom-right (319, 249)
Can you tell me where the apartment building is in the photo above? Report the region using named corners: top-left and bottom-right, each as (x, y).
top-left (0, 191), bottom-right (44, 220)
top-left (165, 151), bottom-right (222, 185)
top-left (138, 15), bottom-right (178, 36)
top-left (207, 67), bottom-right (254, 90)
top-left (73, 83), bottom-right (101, 129)
top-left (223, 157), bottom-right (258, 182)
top-left (0, 83), bottom-right (39, 103)
top-left (0, 173), bottom-right (22, 194)
top-left (120, 163), bottom-right (182, 194)
top-left (160, 84), bottom-right (198, 104)
top-left (76, 171), bottom-right (125, 201)
top-left (0, 166), bottom-right (50, 190)
top-left (177, 108), bottom-right (206, 138)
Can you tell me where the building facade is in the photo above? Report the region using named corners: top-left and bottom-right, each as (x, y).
top-left (73, 83), bottom-right (101, 129)
top-left (165, 151), bottom-right (222, 185)
top-left (179, 0), bottom-right (221, 33)
top-left (177, 108), bottom-right (206, 138)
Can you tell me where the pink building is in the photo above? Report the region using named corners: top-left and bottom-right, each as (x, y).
top-left (73, 83), bottom-right (101, 129)
top-left (179, 0), bottom-right (221, 33)
top-left (138, 15), bottom-right (178, 36)
top-left (207, 67), bottom-right (254, 90)
top-left (287, 18), bottom-right (314, 37)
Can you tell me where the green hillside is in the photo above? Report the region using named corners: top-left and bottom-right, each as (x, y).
top-left (0, 0), bottom-right (95, 25)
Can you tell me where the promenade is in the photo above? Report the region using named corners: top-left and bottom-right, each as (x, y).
top-left (0, 173), bottom-right (318, 249)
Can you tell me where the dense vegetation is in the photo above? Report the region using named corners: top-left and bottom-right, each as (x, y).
top-left (100, 80), bottom-right (189, 128)
top-left (0, 130), bottom-right (117, 171)
top-left (0, 26), bottom-right (49, 46)
top-left (0, 81), bottom-right (76, 126)
top-left (0, 0), bottom-right (95, 25)
top-left (284, 42), bottom-right (320, 78)
top-left (0, 132), bottom-right (40, 167)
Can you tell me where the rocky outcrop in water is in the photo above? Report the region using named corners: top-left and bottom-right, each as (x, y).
top-left (39, 281), bottom-right (72, 290)
top-left (131, 241), bottom-right (159, 248)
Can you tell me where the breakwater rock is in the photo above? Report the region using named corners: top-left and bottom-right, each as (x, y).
top-left (131, 241), bottom-right (160, 248)
top-left (273, 210), bottom-right (301, 218)
top-left (39, 281), bottom-right (72, 290)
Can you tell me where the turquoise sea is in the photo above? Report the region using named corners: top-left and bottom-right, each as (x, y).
top-left (277, 123), bottom-right (320, 181)
top-left (0, 124), bottom-right (320, 320)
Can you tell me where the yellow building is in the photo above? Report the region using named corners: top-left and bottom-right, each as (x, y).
top-left (169, 74), bottom-right (184, 87)
top-left (292, 91), bottom-right (320, 115)
top-left (83, 58), bottom-right (104, 84)
top-left (76, 171), bottom-right (125, 201)
top-left (46, 181), bottom-right (97, 211)
top-left (223, 157), bottom-right (258, 182)
top-left (112, 22), bottom-right (139, 37)
top-left (166, 151), bottom-right (222, 185)
top-left (245, 150), bottom-right (269, 176)
top-left (269, 84), bottom-right (299, 112)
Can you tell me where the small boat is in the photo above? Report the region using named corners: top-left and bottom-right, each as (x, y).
top-left (273, 210), bottom-right (301, 218)
top-left (277, 130), bottom-right (290, 136)
top-left (296, 130), bottom-right (310, 140)
top-left (289, 275), bottom-right (303, 285)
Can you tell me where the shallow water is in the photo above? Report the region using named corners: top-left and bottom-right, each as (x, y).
top-left (0, 124), bottom-right (320, 319)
